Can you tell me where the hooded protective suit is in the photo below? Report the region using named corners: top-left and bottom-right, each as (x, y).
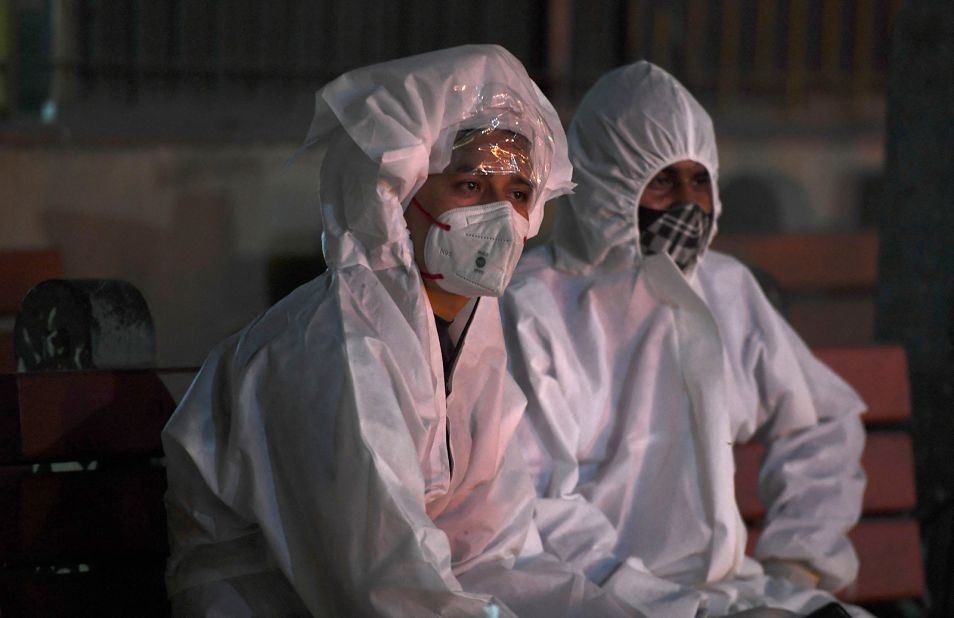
top-left (162, 46), bottom-right (641, 617)
top-left (500, 62), bottom-right (870, 616)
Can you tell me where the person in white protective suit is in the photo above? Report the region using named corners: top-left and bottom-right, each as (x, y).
top-left (500, 61), bottom-right (871, 617)
top-left (159, 45), bottom-right (672, 617)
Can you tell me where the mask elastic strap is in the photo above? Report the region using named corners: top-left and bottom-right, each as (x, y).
top-left (411, 198), bottom-right (451, 230)
top-left (410, 197), bottom-right (446, 280)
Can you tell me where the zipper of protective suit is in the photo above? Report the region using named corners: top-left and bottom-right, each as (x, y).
top-left (434, 299), bottom-right (480, 478)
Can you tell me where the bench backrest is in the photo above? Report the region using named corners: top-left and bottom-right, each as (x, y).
top-left (1, 345), bottom-right (922, 609)
top-left (712, 232), bottom-right (878, 347)
top-left (734, 344), bottom-right (925, 605)
top-left (0, 369), bottom-right (182, 617)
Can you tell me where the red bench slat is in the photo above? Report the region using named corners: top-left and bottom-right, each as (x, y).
top-left (0, 371), bottom-right (176, 463)
top-left (734, 441), bottom-right (763, 520)
top-left (841, 520), bottom-right (926, 603)
top-left (0, 465), bottom-right (169, 564)
top-left (858, 433), bottom-right (917, 513)
top-left (736, 344), bottom-right (924, 604)
top-left (0, 367), bottom-right (180, 616)
top-left (712, 232), bottom-right (878, 292)
top-left (814, 345), bottom-right (911, 424)
top-left (735, 433), bottom-right (917, 521)
top-left (788, 298), bottom-right (875, 348)
top-left (0, 250), bottom-right (64, 315)
top-left (746, 519), bottom-right (925, 604)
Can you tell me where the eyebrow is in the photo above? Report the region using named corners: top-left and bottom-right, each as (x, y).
top-left (444, 167), bottom-right (534, 187)
top-left (658, 165), bottom-right (709, 177)
top-left (507, 175), bottom-right (534, 189)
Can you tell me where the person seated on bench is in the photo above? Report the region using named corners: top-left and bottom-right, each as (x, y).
top-left (500, 61), bottom-right (871, 617)
top-left (159, 45), bottom-right (659, 617)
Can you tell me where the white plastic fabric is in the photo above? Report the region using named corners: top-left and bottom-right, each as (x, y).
top-left (501, 61), bottom-right (870, 616)
top-left (449, 127), bottom-right (537, 181)
top-left (161, 45), bottom-right (636, 617)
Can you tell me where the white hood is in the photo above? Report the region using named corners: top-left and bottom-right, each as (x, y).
top-left (552, 61), bottom-right (720, 272)
top-left (503, 61), bottom-right (868, 615)
top-left (307, 44), bottom-right (573, 270)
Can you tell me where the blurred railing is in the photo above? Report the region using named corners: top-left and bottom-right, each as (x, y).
top-left (554, 0), bottom-right (900, 110)
top-left (0, 0), bottom-right (900, 135)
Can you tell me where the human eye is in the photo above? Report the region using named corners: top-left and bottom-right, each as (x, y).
top-left (648, 173), bottom-right (673, 190)
top-left (509, 183), bottom-right (533, 203)
top-left (455, 178), bottom-right (482, 193)
top-left (693, 171), bottom-right (711, 188)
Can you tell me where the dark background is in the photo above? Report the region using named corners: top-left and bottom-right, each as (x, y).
top-left (1, 1), bottom-right (950, 615)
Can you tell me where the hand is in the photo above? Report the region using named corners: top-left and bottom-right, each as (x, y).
top-left (762, 559), bottom-right (821, 589)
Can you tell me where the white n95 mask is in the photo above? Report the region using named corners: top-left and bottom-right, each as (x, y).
top-left (412, 198), bottom-right (529, 297)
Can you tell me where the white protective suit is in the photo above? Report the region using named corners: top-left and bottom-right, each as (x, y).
top-left (162, 46), bottom-right (641, 617)
top-left (500, 62), bottom-right (870, 616)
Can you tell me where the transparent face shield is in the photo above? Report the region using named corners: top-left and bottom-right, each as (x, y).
top-left (427, 83), bottom-right (556, 216)
top-left (448, 127), bottom-right (534, 180)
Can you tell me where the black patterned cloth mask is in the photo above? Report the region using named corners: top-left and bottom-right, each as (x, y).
top-left (637, 203), bottom-right (713, 271)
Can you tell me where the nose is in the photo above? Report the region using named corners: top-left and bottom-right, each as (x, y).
top-left (671, 182), bottom-right (696, 208)
top-left (487, 184), bottom-right (509, 204)
top-left (487, 184), bottom-right (529, 221)
top-left (510, 200), bottom-right (530, 221)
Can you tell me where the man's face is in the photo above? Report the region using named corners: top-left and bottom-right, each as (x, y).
top-left (639, 160), bottom-right (713, 214)
top-left (405, 129), bottom-right (535, 287)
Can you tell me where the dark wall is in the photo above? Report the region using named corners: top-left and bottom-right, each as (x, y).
top-left (879, 2), bottom-right (954, 615)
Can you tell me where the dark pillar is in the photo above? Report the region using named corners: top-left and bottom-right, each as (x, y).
top-left (878, 2), bottom-right (954, 615)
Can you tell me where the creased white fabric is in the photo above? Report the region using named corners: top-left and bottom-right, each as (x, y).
top-left (162, 45), bottom-right (632, 617)
top-left (501, 61), bottom-right (869, 616)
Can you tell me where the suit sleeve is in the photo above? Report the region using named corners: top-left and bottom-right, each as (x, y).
top-left (743, 279), bottom-right (867, 591)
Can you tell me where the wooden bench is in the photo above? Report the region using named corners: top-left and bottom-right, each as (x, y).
top-left (0, 251), bottom-right (64, 373)
top-left (0, 369), bottom-right (185, 617)
top-left (712, 232), bottom-right (878, 347)
top-left (734, 345), bottom-right (925, 610)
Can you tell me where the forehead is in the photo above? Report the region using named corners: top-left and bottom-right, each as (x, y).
top-left (660, 159), bottom-right (708, 176)
top-left (445, 129), bottom-right (534, 183)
